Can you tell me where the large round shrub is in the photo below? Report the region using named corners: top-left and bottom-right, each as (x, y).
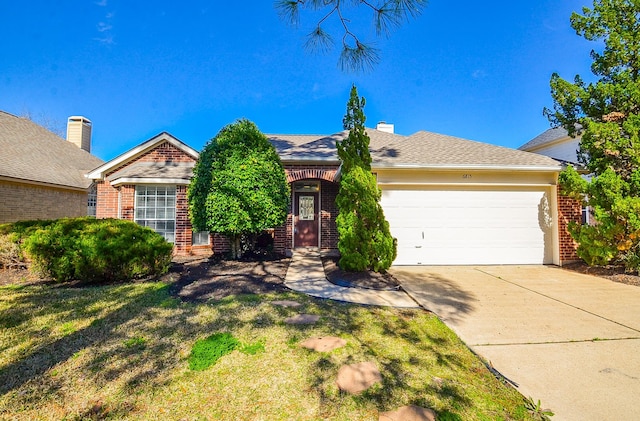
top-left (21, 217), bottom-right (172, 282)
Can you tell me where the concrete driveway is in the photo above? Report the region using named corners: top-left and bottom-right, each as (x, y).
top-left (390, 265), bottom-right (640, 421)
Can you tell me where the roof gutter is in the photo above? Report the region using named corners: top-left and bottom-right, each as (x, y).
top-left (371, 163), bottom-right (562, 172)
top-left (0, 175), bottom-right (89, 192)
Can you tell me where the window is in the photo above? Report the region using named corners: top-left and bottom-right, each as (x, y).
top-left (87, 183), bottom-right (97, 217)
top-left (582, 206), bottom-right (591, 225)
top-left (299, 195), bottom-right (315, 220)
top-left (192, 231), bottom-right (210, 246)
top-left (134, 185), bottom-right (176, 243)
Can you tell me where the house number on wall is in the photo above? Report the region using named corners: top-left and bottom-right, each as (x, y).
top-left (462, 174), bottom-right (472, 179)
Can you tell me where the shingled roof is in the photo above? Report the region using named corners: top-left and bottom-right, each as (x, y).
top-left (518, 126), bottom-right (570, 152)
top-left (0, 111), bottom-right (104, 189)
top-left (269, 129), bottom-right (561, 170)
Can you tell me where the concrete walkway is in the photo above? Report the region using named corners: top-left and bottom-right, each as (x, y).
top-left (284, 252), bottom-right (419, 308)
top-left (390, 265), bottom-right (640, 421)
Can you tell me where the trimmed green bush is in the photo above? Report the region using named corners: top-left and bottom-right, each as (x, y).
top-left (0, 219), bottom-right (57, 269)
top-left (188, 119), bottom-right (290, 259)
top-left (5, 217), bottom-right (172, 282)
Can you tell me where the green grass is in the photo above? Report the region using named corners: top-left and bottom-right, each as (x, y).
top-left (0, 280), bottom-right (535, 420)
top-left (189, 333), bottom-right (239, 371)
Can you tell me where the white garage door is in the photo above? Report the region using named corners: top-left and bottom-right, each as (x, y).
top-left (381, 189), bottom-right (553, 265)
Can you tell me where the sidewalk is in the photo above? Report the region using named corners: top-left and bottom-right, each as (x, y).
top-left (284, 252), bottom-right (419, 308)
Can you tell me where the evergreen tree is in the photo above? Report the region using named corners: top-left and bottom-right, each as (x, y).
top-left (336, 85), bottom-right (397, 271)
top-left (187, 119), bottom-right (290, 259)
top-left (545, 0), bottom-right (640, 269)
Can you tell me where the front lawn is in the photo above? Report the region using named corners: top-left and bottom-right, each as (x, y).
top-left (0, 279), bottom-right (534, 420)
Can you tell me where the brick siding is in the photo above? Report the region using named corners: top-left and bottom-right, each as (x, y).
top-left (557, 192), bottom-right (581, 264)
top-left (95, 141), bottom-right (213, 256)
top-left (0, 180), bottom-right (88, 224)
top-left (320, 180), bottom-right (339, 250)
top-left (273, 163), bottom-right (340, 255)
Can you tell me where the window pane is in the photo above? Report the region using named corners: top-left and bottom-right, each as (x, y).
top-left (134, 184), bottom-right (177, 243)
top-left (192, 231), bottom-right (209, 246)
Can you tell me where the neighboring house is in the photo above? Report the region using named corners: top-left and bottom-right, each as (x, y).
top-left (519, 126), bottom-right (581, 165)
top-left (88, 123), bottom-right (582, 266)
top-left (0, 111), bottom-right (104, 224)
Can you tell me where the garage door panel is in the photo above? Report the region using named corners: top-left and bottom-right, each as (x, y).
top-left (381, 189), bottom-right (553, 265)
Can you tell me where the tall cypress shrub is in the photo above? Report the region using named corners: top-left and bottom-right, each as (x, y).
top-left (336, 85), bottom-right (396, 272)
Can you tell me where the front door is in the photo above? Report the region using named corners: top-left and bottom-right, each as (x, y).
top-left (294, 192), bottom-right (319, 247)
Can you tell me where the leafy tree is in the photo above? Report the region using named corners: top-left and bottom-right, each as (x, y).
top-left (336, 85), bottom-right (396, 271)
top-left (545, 0), bottom-right (640, 269)
top-left (187, 119), bottom-right (290, 259)
top-left (275, 0), bottom-right (427, 72)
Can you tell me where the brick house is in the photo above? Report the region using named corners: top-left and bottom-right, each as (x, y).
top-left (519, 127), bottom-right (584, 263)
top-left (0, 111), bottom-right (104, 224)
top-left (88, 124), bottom-right (582, 265)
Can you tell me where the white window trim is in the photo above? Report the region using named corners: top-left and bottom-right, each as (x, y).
top-left (134, 185), bottom-right (177, 243)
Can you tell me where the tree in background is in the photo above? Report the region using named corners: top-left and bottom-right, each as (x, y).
top-left (336, 85), bottom-right (396, 271)
top-left (544, 0), bottom-right (640, 269)
top-left (187, 119), bottom-right (290, 259)
top-left (275, 0), bottom-right (427, 72)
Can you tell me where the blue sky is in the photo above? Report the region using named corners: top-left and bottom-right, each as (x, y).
top-left (1, 1), bottom-right (596, 161)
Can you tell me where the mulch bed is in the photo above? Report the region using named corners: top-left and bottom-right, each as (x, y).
top-left (0, 268), bottom-right (41, 286)
top-left (561, 261), bottom-right (640, 287)
top-left (322, 256), bottom-right (401, 291)
top-left (164, 253), bottom-right (291, 302)
top-left (4, 257), bottom-right (640, 301)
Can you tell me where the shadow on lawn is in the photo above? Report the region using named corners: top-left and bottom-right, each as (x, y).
top-left (0, 279), bottom-right (288, 417)
top-left (0, 284), bottom-right (173, 396)
top-left (0, 265), bottom-right (496, 419)
top-left (300, 303), bottom-right (478, 418)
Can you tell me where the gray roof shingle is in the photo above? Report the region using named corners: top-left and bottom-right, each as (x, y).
top-left (0, 111), bottom-right (104, 189)
top-left (270, 129), bottom-right (560, 169)
top-left (519, 127), bottom-right (570, 151)
top-left (106, 161), bottom-right (195, 181)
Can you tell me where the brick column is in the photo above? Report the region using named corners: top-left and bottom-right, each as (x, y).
top-left (557, 192), bottom-right (581, 264)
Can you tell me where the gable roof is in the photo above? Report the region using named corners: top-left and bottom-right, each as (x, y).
top-left (87, 132), bottom-right (198, 180)
top-left (270, 129), bottom-right (561, 170)
top-left (0, 110), bottom-right (104, 190)
top-left (519, 126), bottom-right (575, 152)
top-left (106, 161), bottom-right (196, 186)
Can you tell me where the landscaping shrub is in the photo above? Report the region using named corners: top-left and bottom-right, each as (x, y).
top-left (0, 219), bottom-right (56, 269)
top-left (14, 217), bottom-right (172, 282)
top-left (336, 85), bottom-right (397, 272)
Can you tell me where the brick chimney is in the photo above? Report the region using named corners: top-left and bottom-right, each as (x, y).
top-left (66, 116), bottom-right (92, 152)
top-left (376, 121), bottom-right (394, 134)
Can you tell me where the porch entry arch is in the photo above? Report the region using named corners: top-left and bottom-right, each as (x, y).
top-left (286, 168), bottom-right (338, 183)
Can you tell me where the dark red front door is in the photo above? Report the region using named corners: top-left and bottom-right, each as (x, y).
top-left (294, 193), bottom-right (319, 247)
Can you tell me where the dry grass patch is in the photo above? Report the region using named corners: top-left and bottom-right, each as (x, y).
top-left (0, 281), bottom-right (535, 420)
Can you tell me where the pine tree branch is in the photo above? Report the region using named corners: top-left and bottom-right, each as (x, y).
top-left (276, 0), bottom-right (427, 72)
